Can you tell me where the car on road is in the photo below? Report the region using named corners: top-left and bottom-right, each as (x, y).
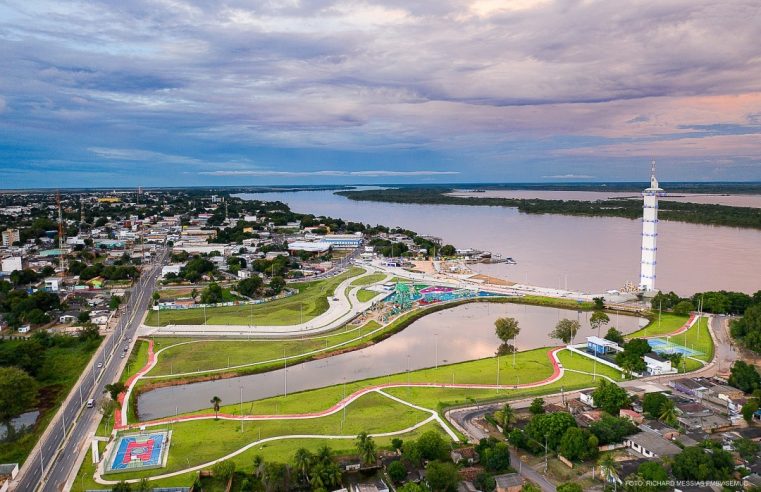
top-left (97, 362), bottom-right (103, 369)
top-left (121, 353), bottom-right (125, 359)
top-left (86, 398), bottom-right (95, 408)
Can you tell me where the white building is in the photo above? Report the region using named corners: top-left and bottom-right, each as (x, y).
top-left (318, 233), bottom-right (363, 249)
top-left (644, 352), bottom-right (673, 375)
top-left (44, 278), bottom-right (60, 292)
top-left (1, 256), bottom-right (22, 273)
top-left (288, 241), bottom-right (332, 253)
top-left (639, 161), bottom-right (662, 292)
top-left (1, 228), bottom-right (20, 247)
top-left (161, 265), bottom-right (183, 278)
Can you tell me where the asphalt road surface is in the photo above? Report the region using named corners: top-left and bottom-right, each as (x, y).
top-left (12, 251), bottom-right (167, 492)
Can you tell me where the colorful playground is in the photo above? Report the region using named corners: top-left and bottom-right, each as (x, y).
top-left (382, 282), bottom-right (503, 320)
top-left (105, 430), bottom-right (172, 474)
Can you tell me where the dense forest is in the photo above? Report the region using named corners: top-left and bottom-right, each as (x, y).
top-left (336, 188), bottom-right (761, 230)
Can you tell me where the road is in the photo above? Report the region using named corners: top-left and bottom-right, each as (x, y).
top-left (446, 314), bottom-right (738, 492)
top-left (12, 251), bottom-right (167, 492)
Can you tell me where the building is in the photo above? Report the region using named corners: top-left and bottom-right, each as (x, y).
top-left (644, 352), bottom-right (673, 375)
top-left (624, 432), bottom-right (681, 458)
top-left (639, 161), bottom-right (662, 292)
top-left (1, 229), bottom-right (20, 247)
top-left (288, 241), bottom-right (332, 254)
top-left (494, 473), bottom-right (524, 492)
top-left (44, 278), bottom-right (60, 292)
top-left (586, 336), bottom-right (621, 355)
top-left (318, 234), bottom-right (363, 249)
top-left (1, 256), bottom-right (22, 274)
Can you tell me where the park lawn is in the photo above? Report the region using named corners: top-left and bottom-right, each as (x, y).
top-left (351, 273), bottom-right (386, 286)
top-left (145, 267), bottom-right (364, 326)
top-left (0, 338), bottom-right (101, 465)
top-left (107, 392), bottom-right (429, 481)
top-left (626, 313), bottom-right (688, 339)
top-left (357, 289), bottom-right (381, 302)
top-left (510, 295), bottom-right (595, 310)
top-left (146, 320), bottom-right (383, 377)
top-left (382, 349), bottom-right (626, 409)
top-left (72, 421), bottom-right (445, 490)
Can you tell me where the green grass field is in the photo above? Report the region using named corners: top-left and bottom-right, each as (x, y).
top-left (350, 273), bottom-right (386, 286)
top-left (626, 313), bottom-right (688, 339)
top-left (147, 320), bottom-right (381, 377)
top-left (357, 289), bottom-right (381, 302)
top-left (0, 338), bottom-right (101, 465)
top-left (144, 267), bottom-right (363, 326)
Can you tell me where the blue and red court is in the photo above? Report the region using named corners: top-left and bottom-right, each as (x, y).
top-left (106, 430), bottom-right (171, 473)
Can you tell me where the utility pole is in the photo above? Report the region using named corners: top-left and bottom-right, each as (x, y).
top-left (284, 348), bottom-right (288, 398)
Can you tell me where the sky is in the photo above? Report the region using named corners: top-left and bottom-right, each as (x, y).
top-left (1, 0), bottom-right (761, 188)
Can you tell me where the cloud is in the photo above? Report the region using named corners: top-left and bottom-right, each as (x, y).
top-left (200, 169), bottom-right (460, 177)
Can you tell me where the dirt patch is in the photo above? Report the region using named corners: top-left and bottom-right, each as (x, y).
top-left (471, 274), bottom-right (516, 286)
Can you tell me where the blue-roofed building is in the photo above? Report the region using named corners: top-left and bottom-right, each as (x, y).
top-left (586, 336), bottom-right (621, 355)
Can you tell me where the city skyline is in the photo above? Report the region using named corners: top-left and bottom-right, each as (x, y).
top-left (2, 1), bottom-right (761, 187)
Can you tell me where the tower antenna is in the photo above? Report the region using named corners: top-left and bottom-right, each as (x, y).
top-left (57, 191), bottom-right (67, 275)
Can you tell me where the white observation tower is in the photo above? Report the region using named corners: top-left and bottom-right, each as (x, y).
top-left (639, 160), bottom-right (662, 293)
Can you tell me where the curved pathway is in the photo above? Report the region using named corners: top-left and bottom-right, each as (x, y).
top-left (140, 267), bottom-right (388, 337)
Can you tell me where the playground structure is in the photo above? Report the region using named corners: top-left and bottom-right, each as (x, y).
top-left (381, 281), bottom-right (504, 321)
top-left (105, 430), bottom-right (172, 474)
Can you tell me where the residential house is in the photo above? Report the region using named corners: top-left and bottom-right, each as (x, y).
top-left (494, 473), bottom-right (524, 492)
top-left (624, 432), bottom-right (681, 458)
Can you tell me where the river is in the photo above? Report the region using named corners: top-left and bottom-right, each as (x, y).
top-left (236, 190), bottom-right (761, 295)
top-left (138, 303), bottom-right (646, 419)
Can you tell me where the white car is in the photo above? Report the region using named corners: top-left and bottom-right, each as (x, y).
top-left (97, 362), bottom-right (103, 369)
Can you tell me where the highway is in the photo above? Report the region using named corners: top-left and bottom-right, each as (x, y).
top-left (12, 251), bottom-right (167, 492)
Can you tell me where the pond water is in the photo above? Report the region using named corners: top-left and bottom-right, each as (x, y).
top-left (137, 303), bottom-right (646, 420)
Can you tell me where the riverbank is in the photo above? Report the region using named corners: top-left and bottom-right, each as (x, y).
top-left (337, 188), bottom-right (761, 230)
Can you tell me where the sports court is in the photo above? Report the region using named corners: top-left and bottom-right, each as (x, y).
top-left (105, 430), bottom-right (172, 473)
top-left (648, 338), bottom-right (702, 357)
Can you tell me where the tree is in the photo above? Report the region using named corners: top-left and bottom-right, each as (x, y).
top-left (494, 317), bottom-right (520, 344)
top-left (397, 484), bottom-right (425, 492)
top-left (589, 415), bottom-right (638, 445)
top-left (742, 399), bottom-right (759, 423)
top-left (78, 310), bottom-right (91, 323)
top-left (496, 403), bottom-right (515, 431)
top-left (734, 437), bottom-right (760, 461)
top-left (238, 276), bottom-right (264, 298)
top-left (425, 461), bottom-right (459, 492)
top-left (604, 327), bottom-right (625, 346)
top-left (590, 311), bottom-right (610, 336)
top-left (521, 484), bottom-right (541, 492)
top-left (292, 448), bottom-right (312, 481)
top-left (415, 430), bottom-right (450, 461)
top-left (597, 453), bottom-right (619, 484)
top-left (387, 460), bottom-right (407, 483)
top-left (525, 412), bottom-right (577, 451)
top-left (550, 319), bottom-right (580, 345)
top-left (152, 291), bottom-right (160, 305)
top-left (559, 427), bottom-right (596, 462)
top-left (201, 282), bottom-right (225, 304)
top-left (269, 276), bottom-right (286, 294)
top-left (475, 438), bottom-right (511, 472)
top-left (212, 460), bottom-right (236, 481)
top-left (135, 478), bottom-right (150, 492)
top-left (591, 380), bottom-right (630, 416)
top-left (103, 382), bottom-right (126, 402)
top-left (671, 446), bottom-right (734, 481)
top-left (642, 392), bottom-right (669, 418)
top-left (391, 437), bottom-right (403, 451)
top-left (658, 399), bottom-right (678, 427)
top-left (638, 461), bottom-right (668, 483)
top-left (728, 360), bottom-right (761, 393)
top-left (529, 398), bottom-right (545, 415)
top-left (557, 484), bottom-right (583, 492)
top-left (731, 303), bottom-right (761, 354)
top-left (210, 395), bottom-right (222, 419)
top-left (672, 300), bottom-right (695, 316)
top-left (190, 288), bottom-right (199, 301)
top-left (355, 431), bottom-right (377, 465)
top-left (0, 367), bottom-right (38, 438)
top-left (112, 482), bottom-right (132, 492)
top-left (109, 295), bottom-right (122, 311)
top-left (592, 297), bottom-right (605, 310)
top-left (439, 244), bottom-right (456, 257)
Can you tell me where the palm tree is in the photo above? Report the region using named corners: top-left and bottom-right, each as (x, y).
top-left (499, 403), bottom-right (515, 431)
top-left (598, 453), bottom-right (619, 488)
top-left (252, 455), bottom-right (265, 479)
top-left (210, 396), bottom-right (222, 420)
top-left (315, 444), bottom-right (333, 465)
top-left (356, 432), bottom-right (377, 465)
top-left (659, 400), bottom-right (678, 427)
top-left (293, 448), bottom-right (313, 482)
